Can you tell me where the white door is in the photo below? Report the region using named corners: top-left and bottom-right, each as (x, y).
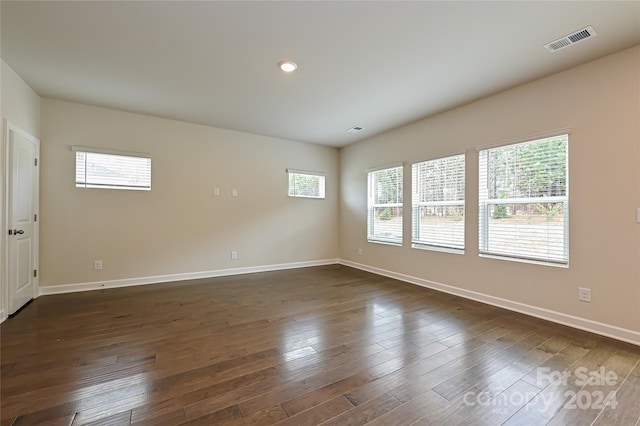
top-left (6, 125), bottom-right (39, 315)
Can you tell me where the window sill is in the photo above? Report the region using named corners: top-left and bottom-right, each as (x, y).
top-left (288, 195), bottom-right (325, 199)
top-left (368, 239), bottom-right (402, 247)
top-left (479, 253), bottom-right (568, 268)
top-left (412, 243), bottom-right (464, 255)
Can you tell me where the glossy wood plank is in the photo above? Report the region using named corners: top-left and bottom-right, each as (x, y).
top-left (547, 347), bottom-right (640, 425)
top-left (317, 392), bottom-right (401, 425)
top-left (2, 265), bottom-right (639, 425)
top-left (503, 341), bottom-right (590, 426)
top-left (365, 390), bottom-right (448, 426)
top-left (274, 396), bottom-right (353, 426)
top-left (592, 358), bottom-right (640, 425)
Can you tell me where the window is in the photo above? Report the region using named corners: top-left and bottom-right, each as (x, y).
top-left (287, 170), bottom-right (325, 198)
top-left (479, 134), bottom-right (568, 264)
top-left (412, 154), bottom-right (465, 251)
top-left (73, 146), bottom-right (151, 191)
top-left (367, 164), bottom-right (403, 244)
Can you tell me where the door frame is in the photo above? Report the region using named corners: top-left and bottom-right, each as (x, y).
top-left (2, 120), bottom-right (40, 319)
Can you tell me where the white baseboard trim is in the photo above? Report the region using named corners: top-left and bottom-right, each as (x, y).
top-left (38, 259), bottom-right (340, 296)
top-left (0, 309), bottom-right (5, 324)
top-left (339, 259), bottom-right (640, 347)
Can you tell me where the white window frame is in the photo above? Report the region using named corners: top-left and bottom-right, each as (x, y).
top-left (412, 153), bottom-right (465, 252)
top-left (367, 163), bottom-right (403, 245)
top-left (72, 146), bottom-right (152, 191)
top-left (478, 134), bottom-right (569, 266)
top-left (287, 169), bottom-right (326, 199)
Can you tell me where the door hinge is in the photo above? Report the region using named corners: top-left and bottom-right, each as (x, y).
top-left (34, 158), bottom-right (38, 166)
top-left (34, 269), bottom-right (37, 278)
top-left (34, 214), bottom-right (38, 222)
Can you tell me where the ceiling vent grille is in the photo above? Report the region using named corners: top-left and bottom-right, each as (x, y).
top-left (544, 26), bottom-right (596, 53)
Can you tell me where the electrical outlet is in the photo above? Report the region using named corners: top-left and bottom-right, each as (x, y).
top-left (213, 187), bottom-right (220, 196)
top-left (94, 260), bottom-right (103, 270)
top-left (358, 248), bottom-right (363, 256)
top-left (231, 251), bottom-right (237, 260)
top-left (578, 287), bottom-right (591, 302)
top-left (232, 189), bottom-right (238, 197)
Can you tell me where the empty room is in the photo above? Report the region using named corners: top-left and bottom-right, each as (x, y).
top-left (1, 1), bottom-right (640, 425)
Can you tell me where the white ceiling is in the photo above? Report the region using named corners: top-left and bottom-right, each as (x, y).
top-left (2, 1), bottom-right (639, 147)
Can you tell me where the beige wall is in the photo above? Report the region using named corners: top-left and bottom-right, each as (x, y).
top-left (1, 60), bottom-right (41, 138)
top-left (40, 99), bottom-right (339, 286)
top-left (1, 59), bottom-right (42, 317)
top-left (340, 46), bottom-right (640, 333)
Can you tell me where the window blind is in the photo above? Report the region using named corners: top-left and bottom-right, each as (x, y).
top-left (479, 134), bottom-right (568, 264)
top-left (412, 154), bottom-right (465, 250)
top-left (74, 148), bottom-right (151, 190)
top-left (287, 170), bottom-right (325, 199)
top-left (367, 165), bottom-right (403, 244)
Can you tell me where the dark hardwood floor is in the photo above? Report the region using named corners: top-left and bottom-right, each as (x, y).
top-left (2, 265), bottom-right (639, 425)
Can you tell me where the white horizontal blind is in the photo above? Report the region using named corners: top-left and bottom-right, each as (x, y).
top-left (287, 170), bottom-right (325, 198)
top-left (479, 134), bottom-right (568, 264)
top-left (412, 154), bottom-right (465, 249)
top-left (368, 165), bottom-right (403, 244)
top-left (75, 150), bottom-right (151, 190)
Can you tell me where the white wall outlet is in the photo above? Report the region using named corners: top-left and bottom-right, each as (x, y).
top-left (231, 251), bottom-right (238, 260)
top-left (578, 287), bottom-right (591, 302)
top-left (636, 208), bottom-right (640, 223)
top-left (213, 187), bottom-right (220, 196)
top-left (232, 189), bottom-right (238, 197)
top-left (358, 248), bottom-right (363, 256)
top-left (94, 260), bottom-right (103, 270)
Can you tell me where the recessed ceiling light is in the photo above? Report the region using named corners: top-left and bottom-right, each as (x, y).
top-left (278, 60), bottom-right (297, 73)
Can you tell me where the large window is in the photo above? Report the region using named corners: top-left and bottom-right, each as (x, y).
top-left (479, 134), bottom-right (568, 264)
top-left (73, 146), bottom-right (151, 191)
top-left (367, 164), bottom-right (403, 244)
top-left (412, 154), bottom-right (465, 251)
top-left (287, 169), bottom-right (325, 199)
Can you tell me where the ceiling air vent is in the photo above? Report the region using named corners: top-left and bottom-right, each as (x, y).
top-left (544, 26), bottom-right (596, 53)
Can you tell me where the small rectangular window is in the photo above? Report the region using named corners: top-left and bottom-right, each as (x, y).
top-left (287, 169), bottom-right (325, 199)
top-left (73, 146), bottom-right (151, 191)
top-left (412, 154), bottom-right (465, 251)
top-left (367, 164), bottom-right (403, 244)
top-left (479, 134), bottom-right (568, 264)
